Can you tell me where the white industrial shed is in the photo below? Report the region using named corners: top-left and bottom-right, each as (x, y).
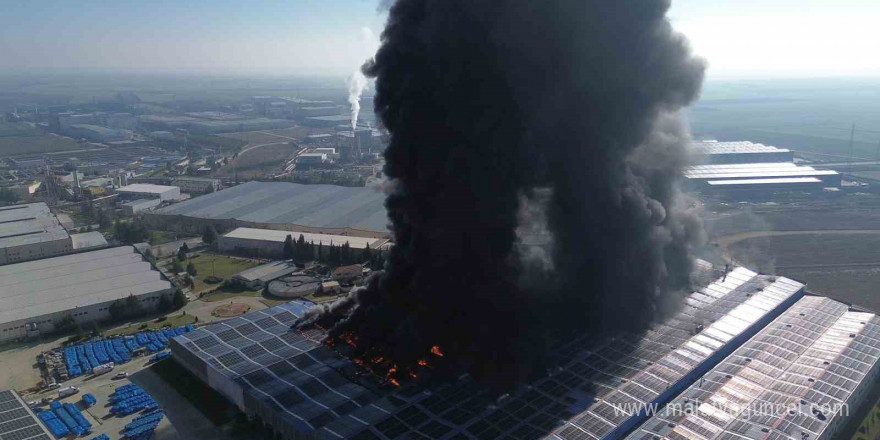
top-left (116, 183), bottom-right (180, 202)
top-left (0, 203), bottom-right (72, 265)
top-left (0, 246), bottom-right (173, 343)
top-left (218, 227), bottom-right (390, 259)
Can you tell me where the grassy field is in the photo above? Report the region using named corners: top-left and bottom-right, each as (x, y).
top-left (725, 233), bottom-right (880, 311)
top-left (148, 230), bottom-right (178, 246)
top-left (184, 253), bottom-right (261, 293)
top-left (0, 133), bottom-right (84, 156)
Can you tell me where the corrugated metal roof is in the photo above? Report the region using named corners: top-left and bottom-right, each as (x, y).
top-left (692, 141), bottom-right (791, 155)
top-left (624, 296), bottom-right (880, 440)
top-left (707, 177), bottom-right (824, 186)
top-left (171, 268), bottom-right (806, 440)
top-left (155, 181), bottom-right (389, 233)
top-left (0, 246), bottom-right (171, 325)
top-left (0, 203), bottom-right (69, 249)
top-left (117, 183), bottom-right (178, 195)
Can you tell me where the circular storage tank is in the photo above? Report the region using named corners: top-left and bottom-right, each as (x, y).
top-left (268, 275), bottom-right (321, 298)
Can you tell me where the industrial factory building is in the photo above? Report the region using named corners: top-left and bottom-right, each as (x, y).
top-left (686, 141), bottom-right (842, 195)
top-left (0, 246), bottom-right (174, 343)
top-left (218, 227), bottom-right (391, 259)
top-left (115, 183), bottom-right (180, 202)
top-left (170, 267), bottom-right (825, 440)
top-left (624, 295), bottom-right (880, 440)
top-left (0, 389), bottom-right (53, 440)
top-left (146, 181), bottom-right (389, 235)
top-left (0, 203), bottom-right (72, 265)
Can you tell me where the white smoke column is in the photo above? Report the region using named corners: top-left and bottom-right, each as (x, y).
top-left (347, 71), bottom-right (368, 130)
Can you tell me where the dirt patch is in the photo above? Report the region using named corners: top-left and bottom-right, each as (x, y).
top-left (211, 303), bottom-right (250, 318)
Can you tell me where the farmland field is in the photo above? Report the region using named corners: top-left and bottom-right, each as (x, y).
top-left (0, 133), bottom-right (84, 156)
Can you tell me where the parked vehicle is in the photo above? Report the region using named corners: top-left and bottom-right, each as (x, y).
top-left (92, 363), bottom-right (114, 375)
top-left (113, 372), bottom-right (128, 380)
top-left (57, 386), bottom-right (79, 398)
top-left (46, 383), bottom-right (62, 390)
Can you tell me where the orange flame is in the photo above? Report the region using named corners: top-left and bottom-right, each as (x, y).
top-left (390, 378), bottom-right (400, 387)
top-left (409, 371), bottom-right (418, 378)
top-left (417, 359), bottom-right (428, 366)
top-left (430, 345), bottom-right (444, 357)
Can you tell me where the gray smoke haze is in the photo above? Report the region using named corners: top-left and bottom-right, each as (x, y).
top-left (298, 0), bottom-right (706, 388)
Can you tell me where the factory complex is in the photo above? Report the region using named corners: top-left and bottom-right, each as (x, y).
top-left (146, 181), bottom-right (389, 236)
top-left (167, 265), bottom-right (879, 440)
top-left (686, 141), bottom-right (842, 196)
top-left (0, 246), bottom-right (173, 343)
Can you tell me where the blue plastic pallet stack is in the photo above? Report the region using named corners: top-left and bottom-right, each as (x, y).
top-left (110, 384), bottom-right (159, 416)
top-left (82, 393), bottom-right (97, 407)
top-left (40, 400), bottom-right (92, 437)
top-left (88, 434), bottom-right (110, 440)
top-left (37, 410), bottom-right (69, 438)
top-left (62, 326), bottom-right (194, 378)
top-left (124, 409), bottom-right (164, 440)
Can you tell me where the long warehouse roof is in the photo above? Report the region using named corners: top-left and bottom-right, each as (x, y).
top-left (683, 165), bottom-right (838, 181)
top-left (692, 141), bottom-right (791, 155)
top-left (707, 177), bottom-right (824, 186)
top-left (155, 181), bottom-right (389, 233)
top-left (171, 268), bottom-right (805, 440)
top-left (0, 246), bottom-right (172, 325)
top-left (222, 227), bottom-right (390, 250)
top-left (0, 203), bottom-right (69, 250)
top-left (623, 295), bottom-right (880, 440)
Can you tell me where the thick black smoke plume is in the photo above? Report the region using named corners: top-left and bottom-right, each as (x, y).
top-left (299, 0), bottom-right (706, 388)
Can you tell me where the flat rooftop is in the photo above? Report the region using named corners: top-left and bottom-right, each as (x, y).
top-left (0, 203), bottom-right (69, 250)
top-left (155, 181), bottom-right (389, 233)
top-left (624, 295), bottom-right (880, 440)
top-left (69, 231), bottom-right (108, 250)
top-left (171, 268), bottom-right (806, 439)
top-left (0, 246), bottom-right (172, 325)
top-left (222, 227), bottom-right (389, 249)
top-left (234, 261), bottom-right (299, 282)
top-left (116, 183), bottom-right (178, 194)
top-left (707, 177), bottom-right (824, 186)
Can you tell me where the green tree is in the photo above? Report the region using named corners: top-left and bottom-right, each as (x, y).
top-left (202, 225), bottom-right (218, 244)
top-left (0, 188), bottom-right (18, 206)
top-left (282, 235), bottom-right (294, 260)
top-left (55, 313), bottom-right (81, 335)
top-left (172, 289), bottom-right (187, 309)
top-left (158, 294), bottom-right (172, 312)
top-left (171, 259), bottom-right (183, 273)
top-left (362, 243), bottom-right (373, 264)
top-left (186, 262), bottom-right (197, 276)
top-left (177, 246), bottom-right (187, 261)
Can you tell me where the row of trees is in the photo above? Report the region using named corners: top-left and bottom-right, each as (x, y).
top-left (281, 234), bottom-right (386, 268)
top-left (112, 219), bottom-right (149, 244)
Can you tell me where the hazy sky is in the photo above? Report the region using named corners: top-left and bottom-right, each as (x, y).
top-left (1, 0), bottom-right (878, 79)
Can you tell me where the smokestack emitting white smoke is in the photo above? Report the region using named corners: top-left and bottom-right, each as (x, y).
top-left (347, 71), bottom-right (368, 131)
